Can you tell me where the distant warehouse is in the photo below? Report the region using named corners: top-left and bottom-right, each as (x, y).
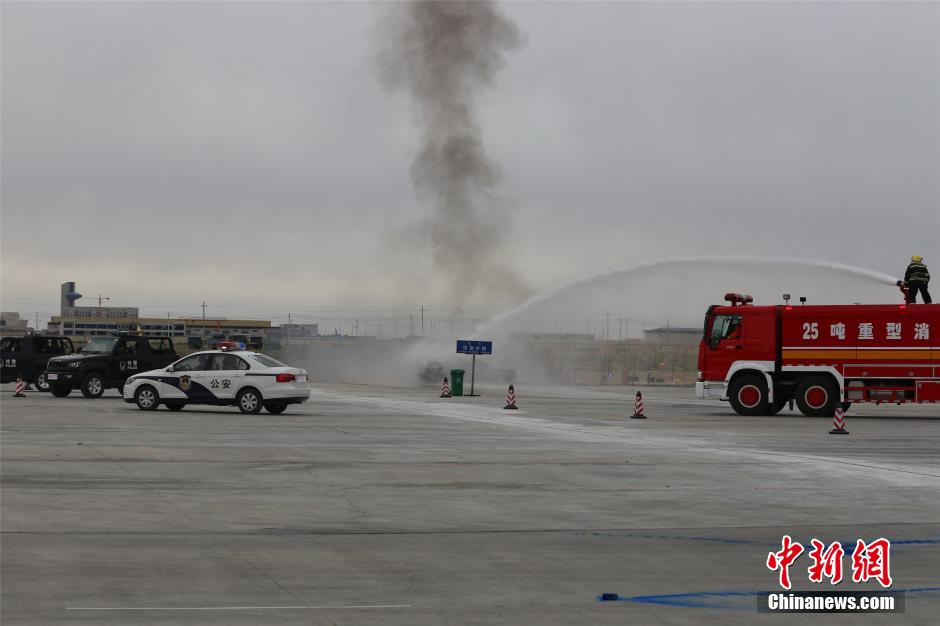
top-left (46, 316), bottom-right (271, 339)
top-left (45, 281), bottom-right (270, 339)
top-left (643, 327), bottom-right (701, 345)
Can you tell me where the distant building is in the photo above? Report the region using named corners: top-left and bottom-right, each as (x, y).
top-left (280, 323), bottom-right (320, 338)
top-left (643, 327), bottom-right (701, 345)
top-left (47, 314), bottom-right (272, 339)
top-left (47, 281), bottom-right (270, 339)
top-left (510, 332), bottom-right (597, 342)
top-left (1, 312), bottom-right (30, 335)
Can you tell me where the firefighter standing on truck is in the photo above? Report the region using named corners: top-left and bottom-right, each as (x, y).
top-left (903, 255), bottom-right (932, 304)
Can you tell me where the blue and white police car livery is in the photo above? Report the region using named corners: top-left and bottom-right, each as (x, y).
top-left (123, 350), bottom-right (310, 414)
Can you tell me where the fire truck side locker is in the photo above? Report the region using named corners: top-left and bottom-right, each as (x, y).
top-left (916, 381), bottom-right (940, 402)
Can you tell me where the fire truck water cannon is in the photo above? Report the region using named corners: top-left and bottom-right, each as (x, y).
top-left (897, 280), bottom-right (909, 303)
top-left (724, 293), bottom-right (753, 306)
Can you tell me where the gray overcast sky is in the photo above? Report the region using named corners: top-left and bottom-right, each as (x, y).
top-left (2, 1), bottom-right (938, 322)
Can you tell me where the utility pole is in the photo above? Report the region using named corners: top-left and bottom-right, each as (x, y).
top-left (622, 340), bottom-right (627, 385)
top-left (97, 294), bottom-right (109, 318)
top-left (202, 301), bottom-right (207, 348)
top-left (605, 310), bottom-right (611, 341)
top-left (287, 313), bottom-right (291, 339)
top-left (409, 314), bottom-right (414, 337)
top-left (420, 306), bottom-right (426, 336)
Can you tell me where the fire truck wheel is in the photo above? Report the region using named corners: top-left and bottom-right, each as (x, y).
top-left (795, 376), bottom-right (839, 417)
top-left (728, 374), bottom-right (770, 416)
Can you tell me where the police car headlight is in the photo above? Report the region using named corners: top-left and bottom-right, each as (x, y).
top-left (69, 361), bottom-right (81, 368)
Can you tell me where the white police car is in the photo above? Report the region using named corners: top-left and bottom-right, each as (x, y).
top-left (123, 350), bottom-right (310, 414)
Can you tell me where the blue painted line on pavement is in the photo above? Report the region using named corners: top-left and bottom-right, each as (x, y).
top-left (576, 532), bottom-right (940, 549)
top-left (575, 531), bottom-right (751, 545)
top-left (598, 587), bottom-right (940, 610)
top-left (837, 538), bottom-right (940, 551)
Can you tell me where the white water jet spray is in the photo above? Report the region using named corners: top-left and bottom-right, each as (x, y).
top-left (289, 257), bottom-right (901, 388)
top-left (438, 256), bottom-right (904, 385)
top-left (486, 256), bottom-right (898, 336)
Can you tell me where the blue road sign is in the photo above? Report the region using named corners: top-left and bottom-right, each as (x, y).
top-left (456, 340), bottom-right (492, 355)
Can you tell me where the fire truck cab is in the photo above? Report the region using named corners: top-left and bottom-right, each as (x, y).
top-left (697, 293), bottom-right (939, 416)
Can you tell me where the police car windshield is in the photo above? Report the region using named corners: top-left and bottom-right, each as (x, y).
top-left (252, 354), bottom-right (285, 368)
top-left (81, 337), bottom-right (118, 354)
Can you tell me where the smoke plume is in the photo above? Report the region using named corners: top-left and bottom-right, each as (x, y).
top-left (377, 0), bottom-right (529, 311)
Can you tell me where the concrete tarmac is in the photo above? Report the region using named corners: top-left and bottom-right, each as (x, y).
top-left (1, 382), bottom-right (938, 625)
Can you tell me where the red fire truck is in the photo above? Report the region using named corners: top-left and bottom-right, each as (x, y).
top-left (696, 293), bottom-right (939, 416)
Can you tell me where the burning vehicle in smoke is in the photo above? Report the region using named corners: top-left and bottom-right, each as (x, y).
top-left (419, 360), bottom-right (446, 383)
top-left (419, 359), bottom-right (516, 384)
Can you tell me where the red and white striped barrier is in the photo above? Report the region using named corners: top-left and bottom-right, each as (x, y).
top-left (14, 378), bottom-right (27, 397)
top-left (440, 377), bottom-right (451, 398)
top-left (829, 406), bottom-right (849, 435)
top-left (504, 385), bottom-right (518, 410)
top-left (630, 391), bottom-right (646, 419)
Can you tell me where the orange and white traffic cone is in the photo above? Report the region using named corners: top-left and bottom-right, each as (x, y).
top-left (440, 377), bottom-right (451, 398)
top-left (503, 384), bottom-right (518, 410)
top-left (829, 406), bottom-right (849, 435)
top-left (630, 391), bottom-right (646, 419)
top-left (13, 377), bottom-right (27, 397)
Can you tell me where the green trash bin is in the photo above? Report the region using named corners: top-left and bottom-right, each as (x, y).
top-left (450, 369), bottom-right (465, 397)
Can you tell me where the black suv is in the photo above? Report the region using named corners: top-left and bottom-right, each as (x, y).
top-left (1, 335), bottom-right (75, 391)
top-left (44, 335), bottom-right (179, 398)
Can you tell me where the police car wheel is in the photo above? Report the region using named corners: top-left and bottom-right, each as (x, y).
top-left (135, 386), bottom-right (159, 411)
top-left (728, 373), bottom-right (770, 416)
top-left (81, 373), bottom-right (105, 398)
top-left (264, 401), bottom-right (287, 414)
top-left (236, 388), bottom-right (263, 414)
top-left (164, 402), bottom-right (186, 411)
top-left (795, 376), bottom-right (839, 418)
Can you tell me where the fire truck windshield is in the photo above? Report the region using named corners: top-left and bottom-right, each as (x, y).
top-left (709, 314), bottom-right (742, 346)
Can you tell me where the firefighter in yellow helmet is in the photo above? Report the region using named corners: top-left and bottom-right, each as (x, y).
top-left (903, 255), bottom-right (931, 304)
